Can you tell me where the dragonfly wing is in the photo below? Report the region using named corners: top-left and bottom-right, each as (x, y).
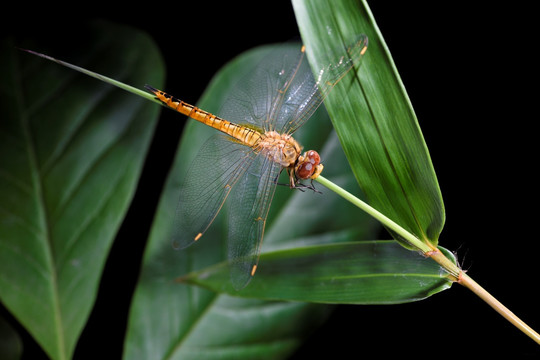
top-left (279, 34), bottom-right (369, 135)
top-left (172, 134), bottom-right (255, 250)
top-left (226, 153), bottom-right (282, 290)
top-left (218, 36), bottom-right (368, 136)
top-left (217, 44), bottom-right (307, 132)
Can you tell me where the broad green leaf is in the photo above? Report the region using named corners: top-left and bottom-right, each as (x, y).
top-left (292, 0), bottom-right (445, 248)
top-left (183, 240), bottom-right (454, 304)
top-left (0, 22), bottom-right (164, 360)
top-left (123, 44), bottom-right (380, 360)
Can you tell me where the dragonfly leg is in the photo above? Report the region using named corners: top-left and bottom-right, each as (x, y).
top-left (294, 180), bottom-right (322, 194)
top-left (273, 168), bottom-right (321, 193)
top-left (273, 169), bottom-right (309, 192)
top-left (290, 168), bottom-right (321, 193)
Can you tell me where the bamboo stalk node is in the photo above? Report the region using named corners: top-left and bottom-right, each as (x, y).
top-left (423, 249), bottom-right (438, 257)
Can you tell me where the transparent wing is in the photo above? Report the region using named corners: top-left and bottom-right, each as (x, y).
top-left (218, 35), bottom-right (368, 135)
top-left (280, 34), bottom-right (369, 135)
top-left (172, 134), bottom-right (255, 250)
top-left (218, 43), bottom-right (308, 132)
top-left (226, 153), bottom-right (282, 290)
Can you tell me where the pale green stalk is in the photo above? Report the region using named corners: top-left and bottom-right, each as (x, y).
top-left (460, 273), bottom-right (540, 344)
top-left (316, 174), bottom-right (540, 345)
top-left (315, 176), bottom-right (431, 252)
top-left (21, 49), bottom-right (160, 105)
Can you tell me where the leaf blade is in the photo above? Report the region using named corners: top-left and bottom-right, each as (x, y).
top-left (0, 22), bottom-right (164, 359)
top-left (182, 240), bottom-right (454, 304)
top-left (292, 0), bottom-right (445, 248)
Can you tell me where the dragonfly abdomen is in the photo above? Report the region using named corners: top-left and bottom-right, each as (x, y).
top-left (217, 120), bottom-right (261, 147)
top-left (146, 85), bottom-right (261, 146)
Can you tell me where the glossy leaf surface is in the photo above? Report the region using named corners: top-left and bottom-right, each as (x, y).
top-left (293, 0), bottom-right (445, 248)
top-left (0, 22), bottom-right (164, 359)
top-left (183, 241), bottom-right (454, 304)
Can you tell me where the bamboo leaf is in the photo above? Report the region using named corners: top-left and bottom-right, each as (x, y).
top-left (0, 22), bottom-right (164, 359)
top-left (292, 0), bottom-right (445, 248)
top-left (182, 241), bottom-right (454, 304)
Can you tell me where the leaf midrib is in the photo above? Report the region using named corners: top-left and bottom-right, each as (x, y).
top-left (165, 293), bottom-right (220, 360)
top-left (15, 49), bottom-right (67, 360)
top-left (357, 79), bottom-right (427, 243)
top-left (325, 2), bottom-right (429, 243)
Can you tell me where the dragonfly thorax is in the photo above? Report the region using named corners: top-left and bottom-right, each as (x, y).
top-left (258, 130), bottom-right (302, 168)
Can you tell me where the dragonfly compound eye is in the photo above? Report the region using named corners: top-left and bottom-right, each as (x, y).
top-left (296, 150), bottom-right (321, 179)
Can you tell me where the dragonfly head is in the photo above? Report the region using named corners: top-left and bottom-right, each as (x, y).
top-left (295, 150), bottom-right (323, 180)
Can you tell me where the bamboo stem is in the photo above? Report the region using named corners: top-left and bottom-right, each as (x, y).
top-left (458, 272), bottom-right (540, 344)
top-left (316, 175), bottom-right (540, 344)
top-left (315, 176), bottom-right (432, 253)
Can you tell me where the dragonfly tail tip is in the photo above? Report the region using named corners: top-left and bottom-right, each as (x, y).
top-left (144, 84), bottom-right (158, 94)
top-left (250, 264), bottom-right (257, 276)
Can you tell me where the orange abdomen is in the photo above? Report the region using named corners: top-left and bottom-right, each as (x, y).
top-left (145, 85), bottom-right (261, 146)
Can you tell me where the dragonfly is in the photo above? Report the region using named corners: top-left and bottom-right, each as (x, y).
top-left (147, 35), bottom-right (368, 290)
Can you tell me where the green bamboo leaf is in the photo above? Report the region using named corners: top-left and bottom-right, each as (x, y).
top-left (182, 241), bottom-right (454, 304)
top-left (292, 0), bottom-right (445, 248)
top-left (0, 22), bottom-right (164, 360)
top-left (123, 44), bottom-right (380, 360)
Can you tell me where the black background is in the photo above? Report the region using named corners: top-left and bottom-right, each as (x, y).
top-left (3, 1), bottom-right (539, 358)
